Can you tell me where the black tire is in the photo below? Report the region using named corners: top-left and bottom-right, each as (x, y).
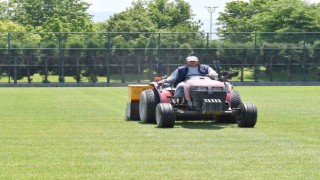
top-left (125, 103), bottom-right (140, 121)
top-left (236, 102), bottom-right (257, 128)
top-left (231, 90), bottom-right (242, 108)
top-left (156, 103), bottom-right (175, 128)
top-left (139, 89), bottom-right (160, 123)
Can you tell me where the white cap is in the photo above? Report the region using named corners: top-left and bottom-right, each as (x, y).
top-left (186, 56), bottom-right (199, 62)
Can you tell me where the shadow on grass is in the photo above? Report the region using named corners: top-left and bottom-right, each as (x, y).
top-left (175, 121), bottom-right (237, 130)
top-left (125, 119), bottom-right (237, 130)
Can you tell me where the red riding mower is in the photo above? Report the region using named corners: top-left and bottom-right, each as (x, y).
top-left (126, 62), bottom-right (257, 128)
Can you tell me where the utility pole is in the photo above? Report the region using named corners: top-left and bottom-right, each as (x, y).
top-left (205, 6), bottom-right (218, 40)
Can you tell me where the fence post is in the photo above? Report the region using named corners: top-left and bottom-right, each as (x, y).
top-left (287, 62), bottom-right (291, 82)
top-left (157, 33), bottom-right (161, 76)
top-left (76, 58), bottom-right (80, 83)
top-left (270, 58), bottom-right (273, 82)
top-left (7, 32), bottom-right (11, 84)
top-left (241, 61), bottom-right (244, 82)
top-left (137, 58), bottom-right (141, 83)
top-left (27, 55), bottom-right (30, 84)
top-left (13, 39), bottom-right (17, 84)
top-left (254, 33), bottom-right (258, 82)
top-left (107, 33), bottom-right (111, 84)
top-left (302, 33), bottom-right (307, 81)
top-left (206, 33), bottom-right (209, 65)
top-left (121, 58), bottom-right (125, 83)
top-left (58, 32), bottom-right (63, 83)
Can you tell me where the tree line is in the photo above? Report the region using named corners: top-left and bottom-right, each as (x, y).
top-left (0, 0), bottom-right (319, 82)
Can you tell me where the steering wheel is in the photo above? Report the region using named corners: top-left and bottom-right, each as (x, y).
top-left (186, 74), bottom-right (206, 77)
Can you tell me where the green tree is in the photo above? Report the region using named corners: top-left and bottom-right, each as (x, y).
top-left (103, 0), bottom-right (203, 77)
top-left (251, 0), bottom-right (320, 33)
top-left (83, 40), bottom-right (104, 83)
top-left (64, 39), bottom-right (85, 82)
top-left (105, 0), bottom-right (201, 33)
top-left (216, 1), bottom-right (252, 33)
top-left (0, 21), bottom-right (42, 82)
top-left (5, 0), bottom-right (93, 32)
top-left (38, 42), bottom-right (58, 83)
top-left (217, 0), bottom-right (320, 35)
top-left (105, 1), bottom-right (156, 35)
top-left (147, 0), bottom-right (199, 30)
top-left (0, 1), bottom-right (10, 20)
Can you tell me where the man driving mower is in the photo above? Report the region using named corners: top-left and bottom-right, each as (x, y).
top-left (158, 56), bottom-right (218, 103)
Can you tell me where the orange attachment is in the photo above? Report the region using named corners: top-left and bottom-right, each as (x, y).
top-left (128, 84), bottom-right (153, 103)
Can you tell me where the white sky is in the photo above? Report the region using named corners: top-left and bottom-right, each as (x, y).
top-left (84, 0), bottom-right (320, 16)
top-left (84, 0), bottom-right (241, 18)
top-left (83, 0), bottom-right (320, 32)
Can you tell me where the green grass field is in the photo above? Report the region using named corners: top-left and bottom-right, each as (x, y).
top-left (0, 87), bottom-right (319, 179)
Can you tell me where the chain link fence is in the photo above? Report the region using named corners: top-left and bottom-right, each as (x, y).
top-left (0, 32), bottom-right (319, 85)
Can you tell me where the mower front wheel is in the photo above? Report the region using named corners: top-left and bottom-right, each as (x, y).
top-left (156, 103), bottom-right (175, 128)
top-left (236, 102), bottom-right (257, 128)
top-left (231, 90), bottom-right (242, 108)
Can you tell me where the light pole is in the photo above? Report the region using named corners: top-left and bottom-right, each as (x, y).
top-left (205, 6), bottom-right (218, 40)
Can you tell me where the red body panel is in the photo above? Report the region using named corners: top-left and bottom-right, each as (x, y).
top-left (226, 92), bottom-right (231, 106)
top-left (151, 82), bottom-right (172, 103)
top-left (158, 90), bottom-right (172, 103)
top-left (152, 77), bottom-right (231, 105)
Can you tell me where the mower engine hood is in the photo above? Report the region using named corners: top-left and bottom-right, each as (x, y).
top-left (186, 76), bottom-right (225, 87)
top-left (184, 76), bottom-right (226, 100)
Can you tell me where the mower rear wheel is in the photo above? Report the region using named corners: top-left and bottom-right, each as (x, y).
top-left (125, 103), bottom-right (140, 120)
top-left (156, 103), bottom-right (175, 128)
top-left (236, 102), bottom-right (257, 128)
top-left (139, 89), bottom-right (160, 123)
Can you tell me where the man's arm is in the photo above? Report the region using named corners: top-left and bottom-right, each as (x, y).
top-left (207, 67), bottom-right (218, 79)
top-left (158, 69), bottom-right (178, 85)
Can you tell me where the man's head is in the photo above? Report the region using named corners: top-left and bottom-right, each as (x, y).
top-left (185, 56), bottom-right (199, 67)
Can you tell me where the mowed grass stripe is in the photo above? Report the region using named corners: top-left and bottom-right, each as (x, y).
top-left (0, 87), bottom-right (319, 179)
